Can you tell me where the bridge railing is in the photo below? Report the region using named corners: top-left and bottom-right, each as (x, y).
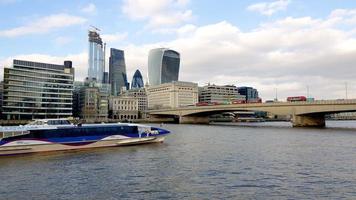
top-left (148, 99), bottom-right (356, 112)
top-left (289, 99), bottom-right (356, 105)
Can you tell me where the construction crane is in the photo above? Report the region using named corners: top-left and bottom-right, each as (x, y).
top-left (89, 25), bottom-right (101, 32)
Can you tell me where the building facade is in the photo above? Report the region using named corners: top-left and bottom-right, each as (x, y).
top-left (121, 88), bottom-right (148, 118)
top-left (88, 30), bottom-right (105, 83)
top-left (148, 48), bottom-right (180, 86)
top-left (199, 84), bottom-right (245, 103)
top-left (131, 69), bottom-right (144, 89)
top-left (0, 81), bottom-right (3, 118)
top-left (103, 72), bottom-right (109, 84)
top-left (2, 59), bottom-right (74, 120)
top-left (237, 87), bottom-right (259, 101)
top-left (72, 81), bottom-right (85, 118)
top-left (109, 48), bottom-right (129, 96)
top-left (77, 80), bottom-right (110, 121)
top-left (147, 81), bottom-right (198, 109)
top-left (110, 96), bottom-right (139, 121)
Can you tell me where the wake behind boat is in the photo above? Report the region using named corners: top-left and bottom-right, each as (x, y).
top-left (0, 119), bottom-right (170, 156)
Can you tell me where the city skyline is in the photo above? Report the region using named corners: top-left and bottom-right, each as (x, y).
top-left (1, 0), bottom-right (356, 100)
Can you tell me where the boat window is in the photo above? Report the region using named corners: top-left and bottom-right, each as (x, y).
top-left (28, 121), bottom-right (44, 125)
top-left (47, 120), bottom-right (70, 125)
top-left (61, 120), bottom-right (70, 125)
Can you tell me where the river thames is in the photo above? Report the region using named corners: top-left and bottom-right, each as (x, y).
top-left (1, 121), bottom-right (356, 199)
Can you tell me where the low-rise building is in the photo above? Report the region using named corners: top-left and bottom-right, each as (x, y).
top-left (147, 81), bottom-right (198, 109)
top-left (122, 88), bottom-right (147, 111)
top-left (80, 86), bottom-right (100, 120)
top-left (237, 86), bottom-right (259, 102)
top-left (110, 96), bottom-right (139, 121)
top-left (76, 79), bottom-right (110, 121)
top-left (199, 84), bottom-right (245, 104)
top-left (121, 88), bottom-right (147, 118)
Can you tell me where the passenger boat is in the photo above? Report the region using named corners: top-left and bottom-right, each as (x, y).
top-left (0, 119), bottom-right (170, 156)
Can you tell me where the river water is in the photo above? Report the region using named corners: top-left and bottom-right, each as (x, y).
top-left (1, 121), bottom-right (356, 199)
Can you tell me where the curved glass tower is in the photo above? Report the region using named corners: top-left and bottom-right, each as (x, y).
top-left (148, 48), bottom-right (180, 86)
top-left (131, 69), bottom-right (144, 89)
top-left (109, 48), bottom-right (129, 96)
top-left (88, 30), bottom-right (104, 83)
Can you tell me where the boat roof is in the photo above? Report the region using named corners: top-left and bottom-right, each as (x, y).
top-left (0, 122), bottom-right (151, 132)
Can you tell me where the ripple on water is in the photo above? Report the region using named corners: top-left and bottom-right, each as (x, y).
top-left (1, 122), bottom-right (356, 199)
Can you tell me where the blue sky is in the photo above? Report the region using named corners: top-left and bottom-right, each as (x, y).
top-left (1, 0), bottom-right (356, 99)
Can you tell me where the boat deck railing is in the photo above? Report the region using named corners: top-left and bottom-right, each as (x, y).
top-left (0, 126), bottom-right (30, 139)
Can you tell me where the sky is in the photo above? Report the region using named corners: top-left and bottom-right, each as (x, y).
top-left (1, 0), bottom-right (356, 100)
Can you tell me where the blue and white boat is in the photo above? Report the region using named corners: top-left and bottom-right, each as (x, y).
top-left (0, 119), bottom-right (170, 156)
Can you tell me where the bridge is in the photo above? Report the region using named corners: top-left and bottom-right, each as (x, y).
top-left (148, 99), bottom-right (356, 127)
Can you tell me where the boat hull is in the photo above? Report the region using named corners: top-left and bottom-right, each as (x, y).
top-left (0, 136), bottom-right (165, 156)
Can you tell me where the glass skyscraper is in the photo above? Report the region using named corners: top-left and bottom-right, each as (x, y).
top-left (148, 48), bottom-right (180, 86)
top-left (2, 59), bottom-right (74, 120)
top-left (88, 30), bottom-right (104, 83)
top-left (109, 48), bottom-right (129, 96)
top-left (131, 69), bottom-right (144, 89)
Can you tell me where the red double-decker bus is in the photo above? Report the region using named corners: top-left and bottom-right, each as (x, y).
top-left (287, 96), bottom-right (307, 102)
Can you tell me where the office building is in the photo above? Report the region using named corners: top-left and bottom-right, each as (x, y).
top-left (131, 69), bottom-right (144, 89)
top-left (72, 81), bottom-right (85, 118)
top-left (2, 59), bottom-right (74, 120)
top-left (148, 48), bottom-right (180, 86)
top-left (0, 81), bottom-right (3, 118)
top-left (237, 87), bottom-right (259, 101)
top-left (109, 48), bottom-right (129, 96)
top-left (103, 72), bottom-right (109, 84)
top-left (199, 84), bottom-right (245, 103)
top-left (109, 96), bottom-right (139, 121)
top-left (147, 81), bottom-right (198, 109)
top-left (77, 79), bottom-right (110, 121)
top-left (88, 30), bottom-right (105, 83)
top-left (121, 88), bottom-right (148, 118)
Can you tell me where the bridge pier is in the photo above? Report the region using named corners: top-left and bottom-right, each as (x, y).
top-left (179, 116), bottom-right (210, 124)
top-left (292, 115), bottom-right (325, 127)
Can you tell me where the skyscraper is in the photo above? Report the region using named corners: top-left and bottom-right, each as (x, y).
top-left (148, 48), bottom-right (180, 86)
top-left (88, 30), bottom-right (104, 83)
top-left (131, 69), bottom-right (144, 89)
top-left (109, 48), bottom-right (129, 96)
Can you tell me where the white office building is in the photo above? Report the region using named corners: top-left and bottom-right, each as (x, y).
top-left (110, 96), bottom-right (139, 120)
top-left (147, 81), bottom-right (198, 109)
top-left (199, 84), bottom-right (245, 103)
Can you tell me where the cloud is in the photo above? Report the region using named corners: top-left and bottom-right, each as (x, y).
top-left (54, 36), bottom-right (72, 46)
top-left (247, 0), bottom-right (291, 16)
top-left (122, 0), bottom-right (192, 28)
top-left (2, 9), bottom-right (356, 100)
top-left (0, 0), bottom-right (17, 4)
top-left (101, 32), bottom-right (128, 43)
top-left (120, 10), bottom-right (356, 100)
top-left (0, 14), bottom-right (87, 37)
top-left (81, 3), bottom-right (97, 14)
